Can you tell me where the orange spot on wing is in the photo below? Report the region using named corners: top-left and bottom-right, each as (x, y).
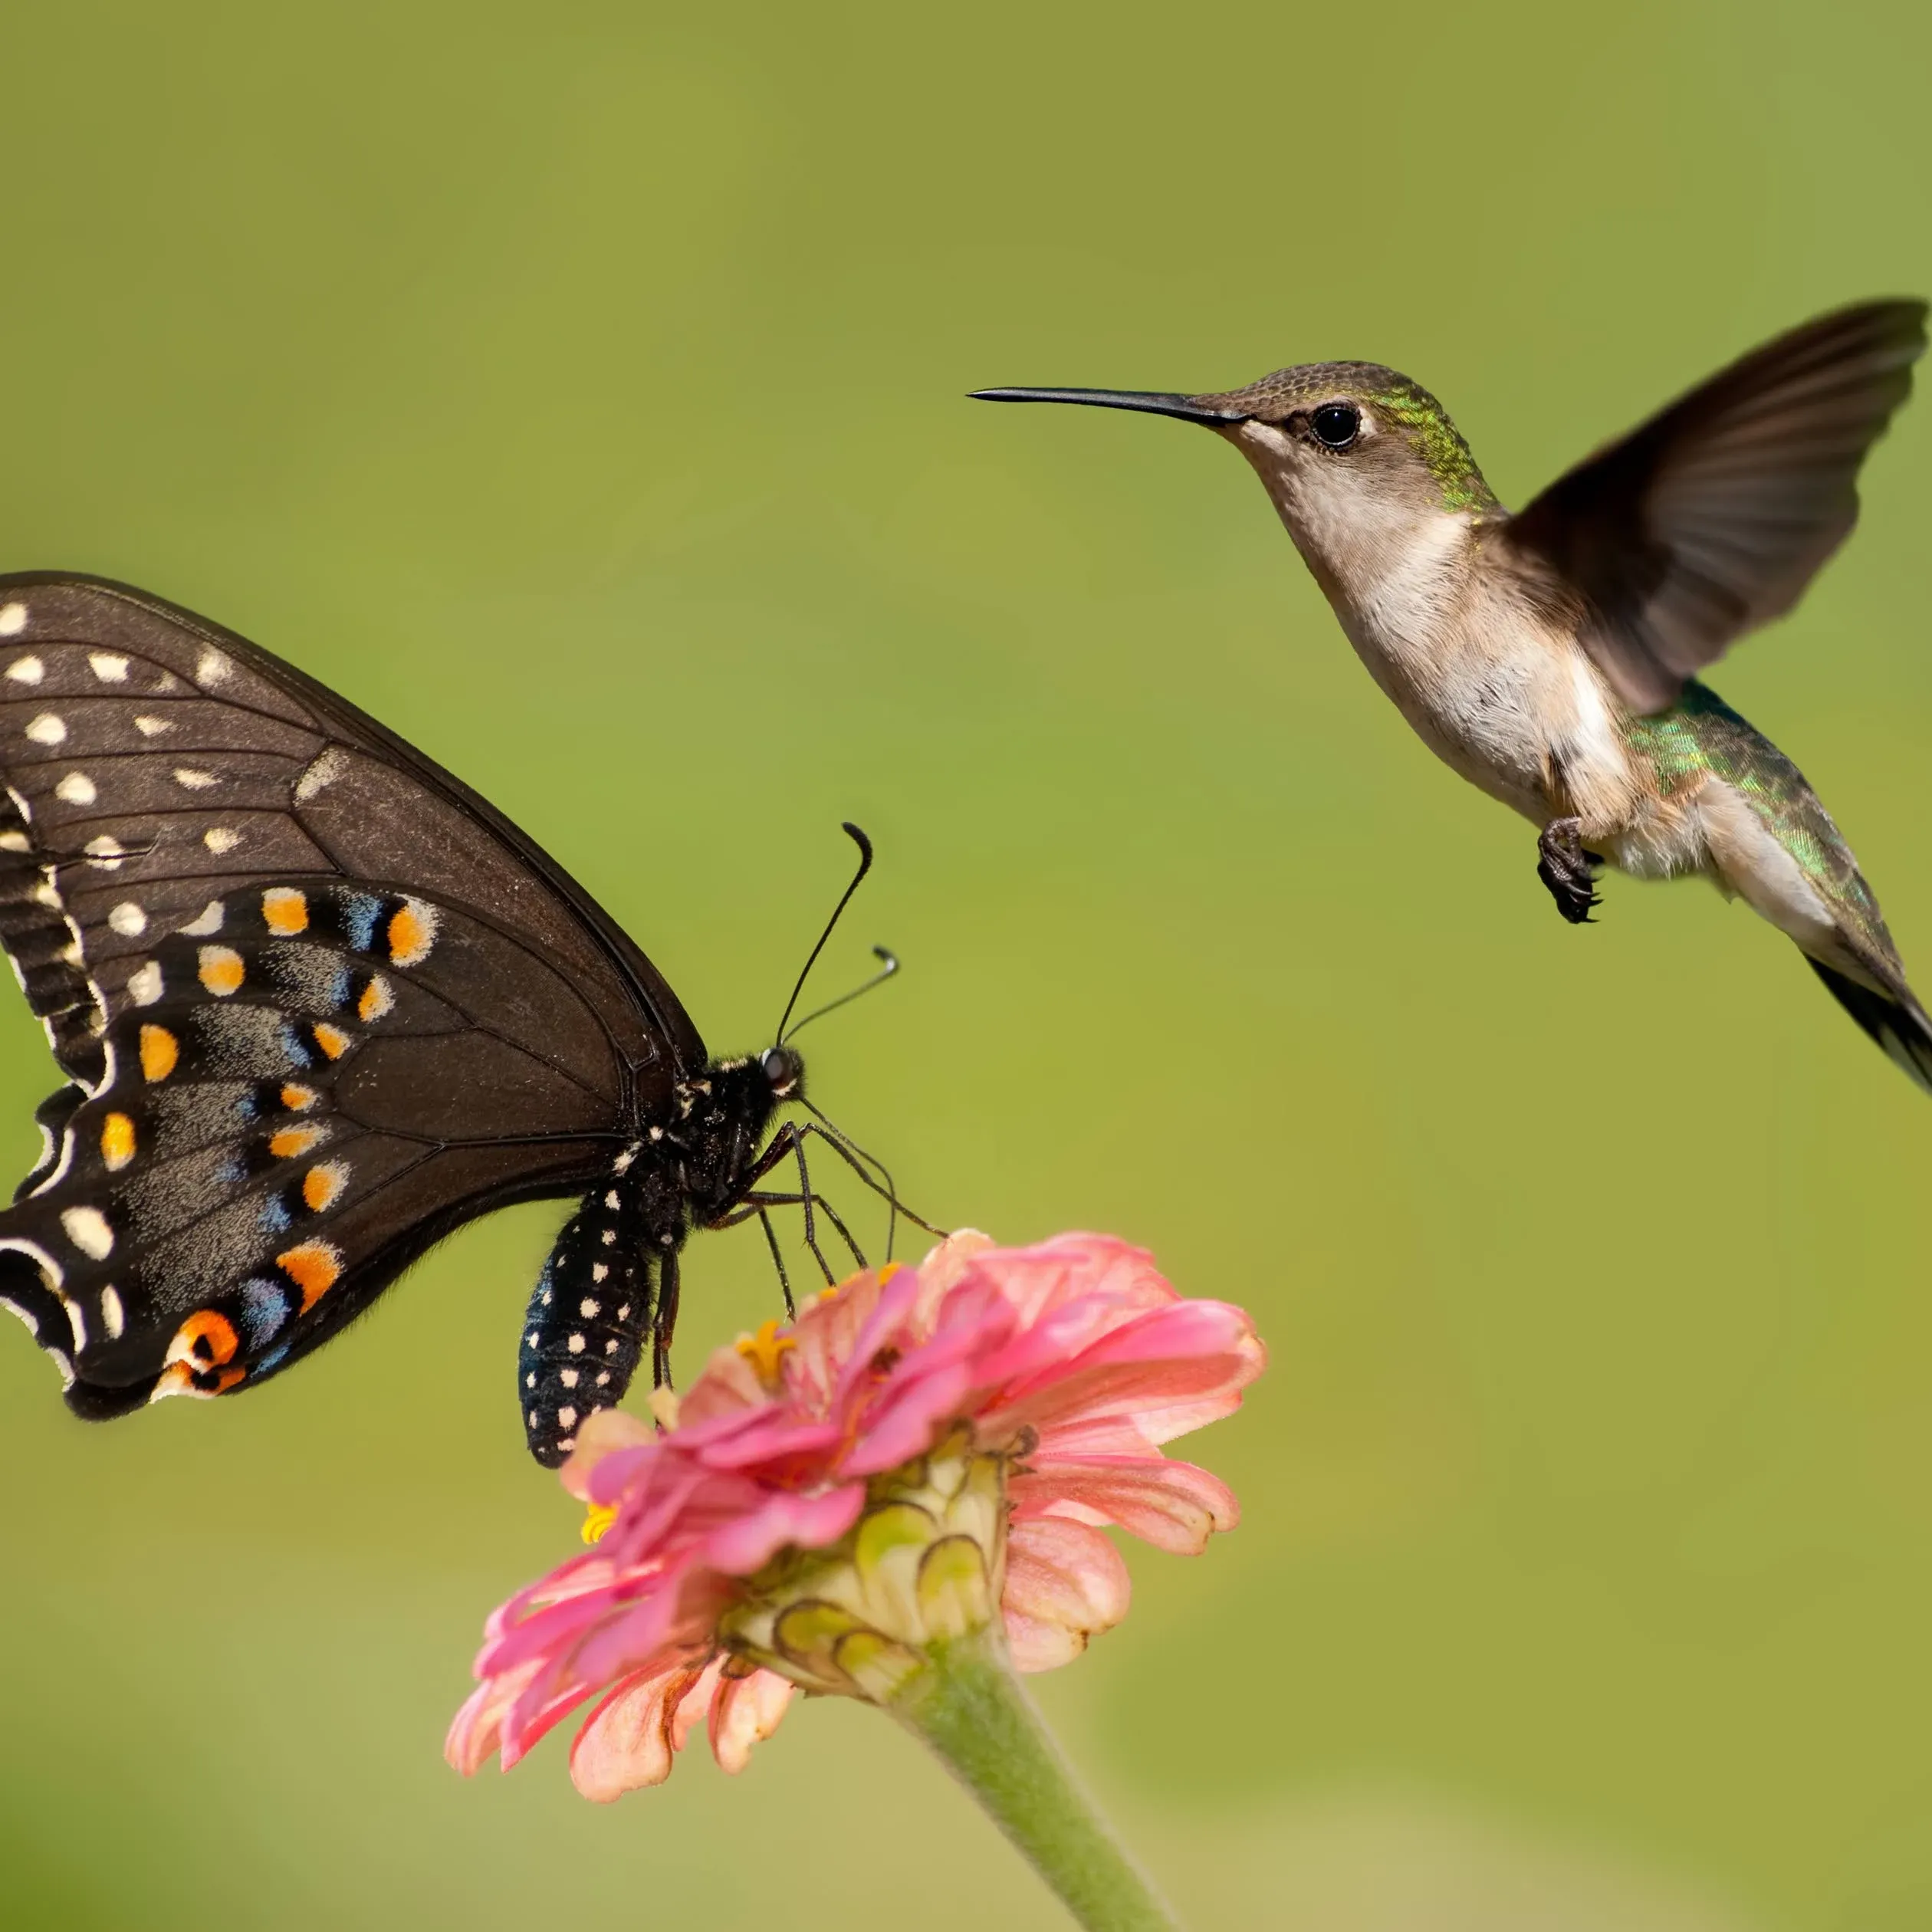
top-left (301, 1162), bottom-right (347, 1212)
top-left (281, 1083), bottom-right (318, 1112)
top-left (356, 975), bottom-right (393, 1022)
top-left (198, 945), bottom-right (245, 995)
top-left (269, 1125), bottom-right (322, 1159)
top-left (311, 1022), bottom-right (350, 1060)
top-left (100, 1111), bottom-right (136, 1170)
top-left (386, 899), bottom-right (436, 967)
top-left (277, 1240), bottom-right (342, 1311)
top-left (140, 1024), bottom-right (178, 1081)
top-left (167, 1307), bottom-right (238, 1368)
top-left (261, 886), bottom-right (309, 935)
top-left (209, 1365), bottom-right (247, 1394)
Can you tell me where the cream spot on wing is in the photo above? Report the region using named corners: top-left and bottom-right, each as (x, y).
top-left (25, 714), bottom-right (66, 745)
top-left (61, 1205), bottom-right (113, 1260)
top-left (294, 746), bottom-right (347, 801)
top-left (0, 830), bottom-right (28, 852)
top-left (54, 772), bottom-right (97, 805)
top-left (5, 653), bottom-right (42, 683)
top-left (88, 652), bottom-right (130, 682)
top-left (108, 902), bottom-right (147, 937)
top-left (127, 960), bottom-right (163, 1006)
top-left (172, 767), bottom-right (217, 790)
top-left (134, 715), bottom-right (172, 736)
top-left (0, 603), bottom-right (28, 637)
top-left (195, 647), bottom-right (232, 685)
top-left (180, 900), bottom-right (225, 935)
top-left (203, 826), bottom-right (241, 855)
top-left (63, 1295), bottom-right (87, 1350)
top-left (84, 836), bottom-right (126, 871)
top-left (100, 1284), bottom-right (124, 1339)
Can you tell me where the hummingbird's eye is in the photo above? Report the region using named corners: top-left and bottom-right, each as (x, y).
top-left (1309, 403), bottom-right (1361, 450)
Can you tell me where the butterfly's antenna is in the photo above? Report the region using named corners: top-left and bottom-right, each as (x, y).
top-left (776, 822), bottom-right (876, 1045)
top-left (783, 946), bottom-right (899, 1044)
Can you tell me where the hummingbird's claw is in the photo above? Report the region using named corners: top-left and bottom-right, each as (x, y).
top-left (1536, 817), bottom-right (1604, 925)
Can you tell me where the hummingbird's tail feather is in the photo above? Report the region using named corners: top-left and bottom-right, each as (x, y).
top-left (1806, 958), bottom-right (1932, 1096)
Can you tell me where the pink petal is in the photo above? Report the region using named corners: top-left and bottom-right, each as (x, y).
top-left (962, 1234), bottom-right (1176, 1332)
top-left (700, 1480), bottom-right (866, 1575)
top-left (1001, 1517), bottom-right (1132, 1672)
top-left (559, 1407), bottom-right (658, 1500)
top-left (984, 1303), bottom-right (1264, 1447)
top-left (908, 1229), bottom-right (997, 1329)
top-left (708, 1667), bottom-right (795, 1773)
top-left (446, 1655), bottom-right (545, 1774)
top-left (1011, 1454), bottom-right (1238, 1553)
top-left (569, 1654), bottom-right (715, 1802)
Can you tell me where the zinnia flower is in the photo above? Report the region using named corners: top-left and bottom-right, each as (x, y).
top-left (449, 1230), bottom-right (1263, 1813)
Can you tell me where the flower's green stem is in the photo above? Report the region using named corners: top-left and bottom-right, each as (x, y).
top-left (887, 1631), bottom-right (1183, 1932)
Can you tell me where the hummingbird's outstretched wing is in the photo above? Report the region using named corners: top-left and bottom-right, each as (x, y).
top-left (1505, 300), bottom-right (1927, 714)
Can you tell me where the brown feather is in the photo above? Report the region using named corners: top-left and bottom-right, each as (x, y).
top-left (1503, 300), bottom-right (1927, 712)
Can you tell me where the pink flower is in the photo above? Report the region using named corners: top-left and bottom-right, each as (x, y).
top-left (448, 1231), bottom-right (1264, 1802)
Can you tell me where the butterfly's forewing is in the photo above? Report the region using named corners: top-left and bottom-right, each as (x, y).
top-left (0, 574), bottom-right (703, 1411)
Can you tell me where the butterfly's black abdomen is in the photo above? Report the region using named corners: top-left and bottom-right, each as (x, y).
top-left (519, 1055), bottom-right (790, 1465)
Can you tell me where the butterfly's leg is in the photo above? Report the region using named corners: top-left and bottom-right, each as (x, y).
top-left (758, 1208), bottom-right (796, 1318)
top-left (652, 1248), bottom-right (682, 1389)
top-left (794, 1116), bottom-right (949, 1250)
top-left (714, 1187), bottom-right (868, 1270)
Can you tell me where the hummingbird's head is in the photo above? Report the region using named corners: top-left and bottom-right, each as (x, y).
top-left (973, 364), bottom-right (1501, 619)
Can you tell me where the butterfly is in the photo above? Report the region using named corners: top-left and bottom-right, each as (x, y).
top-left (0, 573), bottom-right (901, 1464)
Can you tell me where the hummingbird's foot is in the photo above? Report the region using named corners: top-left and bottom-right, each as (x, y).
top-left (1536, 817), bottom-right (1603, 925)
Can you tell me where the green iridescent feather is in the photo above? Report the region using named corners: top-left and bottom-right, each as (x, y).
top-left (1365, 383), bottom-right (1499, 517)
top-left (1622, 681), bottom-right (1901, 972)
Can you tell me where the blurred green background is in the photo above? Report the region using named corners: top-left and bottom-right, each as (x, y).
top-left (2, 2), bottom-right (1930, 1925)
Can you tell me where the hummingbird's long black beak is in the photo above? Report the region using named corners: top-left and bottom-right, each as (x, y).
top-left (969, 387), bottom-right (1245, 425)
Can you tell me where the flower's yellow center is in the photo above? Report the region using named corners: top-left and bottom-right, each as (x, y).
top-left (734, 1318), bottom-right (797, 1387)
top-left (581, 1503), bottom-right (619, 1546)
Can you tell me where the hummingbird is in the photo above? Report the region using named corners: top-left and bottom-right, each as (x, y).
top-left (975, 301), bottom-right (1932, 1093)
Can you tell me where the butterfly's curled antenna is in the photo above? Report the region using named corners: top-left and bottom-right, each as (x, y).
top-left (783, 946), bottom-right (899, 1044)
top-left (775, 822), bottom-right (876, 1046)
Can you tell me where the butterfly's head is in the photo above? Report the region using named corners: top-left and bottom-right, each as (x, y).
top-left (760, 1043), bottom-right (804, 1102)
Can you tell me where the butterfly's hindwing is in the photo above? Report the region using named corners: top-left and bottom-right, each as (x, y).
top-left (0, 577), bottom-right (708, 1414)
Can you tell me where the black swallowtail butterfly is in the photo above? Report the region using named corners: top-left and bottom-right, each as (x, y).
top-left (0, 573), bottom-right (897, 1465)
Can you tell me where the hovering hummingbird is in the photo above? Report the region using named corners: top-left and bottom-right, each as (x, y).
top-left (976, 301), bottom-right (1932, 1092)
